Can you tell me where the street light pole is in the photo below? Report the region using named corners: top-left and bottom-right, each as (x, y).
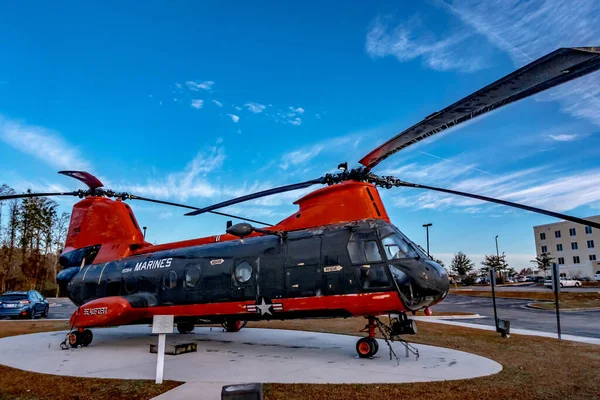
top-left (495, 235), bottom-right (499, 258)
top-left (422, 223), bottom-right (432, 256)
top-left (491, 235), bottom-right (499, 332)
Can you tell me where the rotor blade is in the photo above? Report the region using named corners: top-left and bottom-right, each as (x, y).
top-left (360, 47), bottom-right (600, 169)
top-left (0, 191), bottom-right (80, 201)
top-left (184, 178), bottom-right (325, 216)
top-left (58, 171), bottom-right (104, 190)
top-left (396, 180), bottom-right (600, 230)
top-left (126, 194), bottom-right (273, 226)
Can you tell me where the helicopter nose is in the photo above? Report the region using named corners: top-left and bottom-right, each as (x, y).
top-left (425, 260), bottom-right (450, 304)
top-left (388, 259), bottom-right (449, 311)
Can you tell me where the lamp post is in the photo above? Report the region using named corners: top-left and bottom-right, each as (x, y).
top-left (422, 223), bottom-right (432, 256)
top-left (495, 235), bottom-right (499, 258)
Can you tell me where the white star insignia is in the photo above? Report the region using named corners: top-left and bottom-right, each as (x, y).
top-left (255, 298), bottom-right (273, 316)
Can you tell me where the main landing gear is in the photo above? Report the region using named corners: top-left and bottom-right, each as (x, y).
top-left (356, 316), bottom-right (379, 358)
top-left (221, 318), bottom-right (248, 332)
top-left (61, 328), bottom-right (93, 349)
top-left (177, 322), bottom-right (195, 334)
top-left (357, 314), bottom-right (420, 362)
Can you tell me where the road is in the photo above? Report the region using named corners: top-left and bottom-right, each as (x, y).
top-left (433, 294), bottom-right (600, 338)
top-left (38, 295), bottom-right (600, 339)
top-left (454, 283), bottom-right (600, 293)
top-left (46, 298), bottom-right (77, 320)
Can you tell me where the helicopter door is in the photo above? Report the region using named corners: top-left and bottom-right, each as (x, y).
top-left (201, 258), bottom-right (234, 302)
top-left (285, 237), bottom-right (322, 298)
top-left (321, 233), bottom-right (351, 295)
top-left (257, 244), bottom-right (286, 300)
top-left (347, 231), bottom-right (392, 292)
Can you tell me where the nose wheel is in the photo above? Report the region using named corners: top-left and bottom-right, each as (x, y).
top-left (62, 329), bottom-right (93, 349)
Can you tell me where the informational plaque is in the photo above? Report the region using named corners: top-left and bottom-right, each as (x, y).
top-left (152, 315), bottom-right (174, 334)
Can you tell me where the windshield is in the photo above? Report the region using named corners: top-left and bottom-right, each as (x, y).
top-left (380, 233), bottom-right (418, 259)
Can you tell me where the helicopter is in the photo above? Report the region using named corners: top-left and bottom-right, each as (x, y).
top-left (2, 47), bottom-right (600, 358)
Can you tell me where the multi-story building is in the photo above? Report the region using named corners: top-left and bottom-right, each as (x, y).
top-left (533, 215), bottom-right (600, 278)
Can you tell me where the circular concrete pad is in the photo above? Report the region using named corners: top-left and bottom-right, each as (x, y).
top-left (0, 326), bottom-right (501, 384)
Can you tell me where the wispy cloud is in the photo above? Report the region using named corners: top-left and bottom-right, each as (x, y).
top-left (122, 146), bottom-right (225, 201)
top-left (227, 114), bottom-right (240, 123)
top-left (212, 100), bottom-right (223, 107)
top-left (289, 106), bottom-right (305, 114)
top-left (438, 0), bottom-right (600, 126)
top-left (390, 149), bottom-right (600, 214)
top-left (549, 134), bottom-right (580, 142)
top-left (185, 80), bottom-right (214, 91)
top-left (245, 102), bottom-right (266, 113)
top-left (279, 135), bottom-right (361, 170)
top-left (0, 115), bottom-right (91, 170)
top-left (365, 15), bottom-right (488, 72)
top-left (190, 99), bottom-right (204, 109)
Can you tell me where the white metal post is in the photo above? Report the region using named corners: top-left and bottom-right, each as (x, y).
top-left (156, 333), bottom-right (166, 384)
top-left (152, 315), bottom-right (173, 385)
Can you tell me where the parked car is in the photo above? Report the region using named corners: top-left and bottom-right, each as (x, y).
top-left (0, 291), bottom-right (49, 319)
top-left (517, 276), bottom-right (527, 282)
top-left (543, 278), bottom-right (582, 288)
top-left (595, 271), bottom-right (600, 281)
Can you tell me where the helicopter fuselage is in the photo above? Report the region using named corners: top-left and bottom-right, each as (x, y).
top-left (59, 219), bottom-right (449, 328)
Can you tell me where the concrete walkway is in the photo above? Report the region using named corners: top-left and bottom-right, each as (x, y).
top-left (0, 326), bottom-right (502, 399)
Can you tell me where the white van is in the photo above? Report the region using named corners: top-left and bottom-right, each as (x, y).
top-left (595, 270), bottom-right (600, 281)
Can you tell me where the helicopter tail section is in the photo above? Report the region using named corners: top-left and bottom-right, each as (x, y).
top-left (62, 197), bottom-right (148, 266)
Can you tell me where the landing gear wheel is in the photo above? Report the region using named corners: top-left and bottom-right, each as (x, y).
top-left (68, 332), bottom-right (82, 348)
top-left (356, 337), bottom-right (377, 358)
top-left (222, 319), bottom-right (247, 332)
top-left (82, 329), bottom-right (93, 347)
top-left (177, 322), bottom-right (195, 334)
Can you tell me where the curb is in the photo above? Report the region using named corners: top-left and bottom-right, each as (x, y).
top-left (411, 314), bottom-right (483, 320)
top-left (525, 303), bottom-right (600, 312)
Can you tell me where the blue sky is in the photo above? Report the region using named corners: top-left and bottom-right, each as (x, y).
top-left (1, 0), bottom-right (600, 270)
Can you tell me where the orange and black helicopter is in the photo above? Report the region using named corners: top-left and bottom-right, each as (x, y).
top-left (3, 47), bottom-right (600, 358)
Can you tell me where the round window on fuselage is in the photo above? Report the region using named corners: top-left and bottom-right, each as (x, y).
top-left (185, 265), bottom-right (201, 288)
top-left (234, 262), bottom-right (252, 283)
top-left (163, 270), bottom-right (177, 289)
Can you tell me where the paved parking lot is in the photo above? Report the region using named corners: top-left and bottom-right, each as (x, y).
top-left (433, 294), bottom-right (600, 338)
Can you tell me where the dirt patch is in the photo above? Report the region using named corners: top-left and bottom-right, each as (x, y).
top-left (450, 290), bottom-right (600, 302)
top-left (0, 320), bottom-right (181, 400)
top-left (1, 317), bottom-right (599, 400)
top-left (528, 298), bottom-right (600, 310)
top-left (249, 319), bottom-right (600, 400)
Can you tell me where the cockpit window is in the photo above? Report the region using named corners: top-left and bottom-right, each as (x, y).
top-left (381, 233), bottom-right (419, 259)
top-left (347, 234), bottom-right (382, 264)
top-left (381, 234), bottom-right (411, 259)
